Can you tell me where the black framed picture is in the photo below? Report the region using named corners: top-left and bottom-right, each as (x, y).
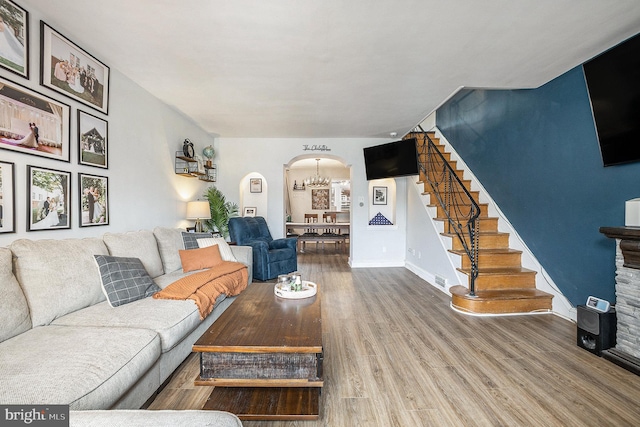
top-left (0, 0), bottom-right (29, 78)
top-left (27, 165), bottom-right (71, 231)
top-left (79, 173), bottom-right (108, 226)
top-left (373, 186), bottom-right (387, 205)
top-left (0, 76), bottom-right (71, 162)
top-left (40, 21), bottom-right (110, 114)
top-left (0, 160), bottom-right (15, 233)
top-left (78, 110), bottom-right (108, 168)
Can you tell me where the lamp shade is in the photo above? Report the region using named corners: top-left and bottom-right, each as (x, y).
top-left (186, 201), bottom-right (211, 220)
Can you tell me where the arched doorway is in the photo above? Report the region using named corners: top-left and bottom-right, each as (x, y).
top-left (284, 155), bottom-right (351, 254)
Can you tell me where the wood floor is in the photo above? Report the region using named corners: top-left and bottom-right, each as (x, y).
top-left (148, 249), bottom-right (640, 426)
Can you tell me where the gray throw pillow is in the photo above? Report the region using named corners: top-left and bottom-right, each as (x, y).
top-left (94, 255), bottom-right (161, 307)
top-left (182, 231), bottom-right (215, 249)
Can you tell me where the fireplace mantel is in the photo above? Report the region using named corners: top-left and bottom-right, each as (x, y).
top-left (600, 226), bottom-right (640, 270)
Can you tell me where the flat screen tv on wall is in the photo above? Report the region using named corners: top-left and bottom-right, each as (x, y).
top-left (584, 32), bottom-right (640, 167)
top-left (363, 138), bottom-right (419, 180)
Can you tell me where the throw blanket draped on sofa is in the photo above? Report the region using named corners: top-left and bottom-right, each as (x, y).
top-left (154, 262), bottom-right (248, 319)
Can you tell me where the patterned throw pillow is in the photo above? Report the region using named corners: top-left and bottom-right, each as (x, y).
top-left (94, 255), bottom-right (161, 307)
top-left (197, 237), bottom-right (238, 262)
top-left (181, 232), bottom-right (214, 250)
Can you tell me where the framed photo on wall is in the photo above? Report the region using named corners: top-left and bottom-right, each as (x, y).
top-left (0, 0), bottom-right (29, 78)
top-left (0, 76), bottom-right (71, 161)
top-left (0, 161), bottom-right (15, 233)
top-left (373, 186), bottom-right (387, 205)
top-left (243, 207), bottom-right (256, 217)
top-left (40, 21), bottom-right (110, 114)
top-left (250, 178), bottom-right (262, 193)
top-left (27, 165), bottom-right (71, 231)
top-left (311, 189), bottom-right (329, 210)
top-left (78, 110), bottom-right (108, 168)
top-left (79, 173), bottom-right (108, 226)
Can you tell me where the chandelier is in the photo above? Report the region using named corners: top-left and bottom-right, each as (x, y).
top-left (304, 159), bottom-right (331, 188)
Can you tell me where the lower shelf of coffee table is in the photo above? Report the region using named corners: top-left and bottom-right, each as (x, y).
top-left (203, 387), bottom-right (320, 421)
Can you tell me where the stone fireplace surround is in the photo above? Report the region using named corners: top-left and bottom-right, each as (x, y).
top-left (600, 226), bottom-right (640, 375)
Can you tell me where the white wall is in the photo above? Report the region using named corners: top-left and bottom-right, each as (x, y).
top-left (2, 3), bottom-right (411, 269)
top-left (215, 137), bottom-right (408, 267)
top-left (0, 6), bottom-right (214, 247)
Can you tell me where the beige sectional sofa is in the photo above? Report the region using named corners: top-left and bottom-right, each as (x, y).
top-left (0, 227), bottom-right (252, 412)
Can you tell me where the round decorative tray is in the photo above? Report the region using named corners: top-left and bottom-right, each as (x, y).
top-left (274, 280), bottom-right (317, 299)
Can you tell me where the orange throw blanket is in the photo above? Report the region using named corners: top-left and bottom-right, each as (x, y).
top-left (153, 261), bottom-right (248, 319)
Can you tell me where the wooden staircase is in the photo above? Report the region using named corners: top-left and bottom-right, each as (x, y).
top-left (409, 131), bottom-right (553, 314)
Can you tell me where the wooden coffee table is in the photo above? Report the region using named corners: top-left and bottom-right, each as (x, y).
top-left (193, 282), bottom-right (323, 421)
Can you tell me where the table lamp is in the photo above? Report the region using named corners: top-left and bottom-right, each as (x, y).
top-left (186, 201), bottom-right (211, 232)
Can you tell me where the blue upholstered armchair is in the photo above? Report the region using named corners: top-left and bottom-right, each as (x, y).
top-left (228, 216), bottom-right (298, 281)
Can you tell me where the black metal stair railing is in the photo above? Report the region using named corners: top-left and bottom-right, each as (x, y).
top-left (410, 127), bottom-right (481, 296)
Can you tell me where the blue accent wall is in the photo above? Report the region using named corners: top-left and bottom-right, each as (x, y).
top-left (437, 66), bottom-right (640, 307)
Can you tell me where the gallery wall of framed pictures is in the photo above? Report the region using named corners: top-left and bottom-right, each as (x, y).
top-left (0, 0), bottom-right (111, 234)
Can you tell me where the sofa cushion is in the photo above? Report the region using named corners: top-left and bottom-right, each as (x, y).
top-left (179, 244), bottom-right (223, 272)
top-left (94, 255), bottom-right (161, 307)
top-left (153, 227), bottom-right (185, 273)
top-left (52, 297), bottom-right (202, 353)
top-left (103, 231), bottom-right (164, 278)
top-left (69, 410), bottom-right (243, 427)
top-left (0, 325), bottom-right (160, 409)
top-left (197, 237), bottom-right (238, 262)
top-left (182, 231), bottom-right (213, 249)
top-left (0, 247), bottom-right (31, 343)
top-left (10, 238), bottom-right (109, 327)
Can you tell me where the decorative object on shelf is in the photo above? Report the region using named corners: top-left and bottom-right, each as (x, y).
top-left (250, 178), bottom-right (262, 193)
top-left (203, 145), bottom-right (215, 167)
top-left (0, 76), bottom-right (71, 162)
top-left (243, 207), bottom-right (257, 217)
top-left (369, 212), bottom-right (393, 225)
top-left (186, 200), bottom-right (211, 233)
top-left (79, 173), bottom-right (109, 227)
top-left (78, 110), bottom-right (108, 169)
top-left (293, 180), bottom-right (306, 191)
top-left (183, 138), bottom-right (195, 158)
top-left (203, 186), bottom-right (238, 239)
top-left (373, 186), bottom-right (387, 205)
top-left (0, 161), bottom-right (16, 233)
top-left (27, 165), bottom-right (71, 231)
top-left (0, 0), bottom-right (29, 78)
top-left (304, 158), bottom-right (331, 188)
top-left (199, 164), bottom-right (217, 182)
top-left (40, 22), bottom-right (110, 115)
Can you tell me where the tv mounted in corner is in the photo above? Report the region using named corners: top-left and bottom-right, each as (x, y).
top-left (363, 138), bottom-right (419, 180)
top-left (584, 32), bottom-right (640, 167)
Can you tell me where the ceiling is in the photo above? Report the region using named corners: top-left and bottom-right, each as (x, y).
top-left (22, 0), bottom-right (640, 138)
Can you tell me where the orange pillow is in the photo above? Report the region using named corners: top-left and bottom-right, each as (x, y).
top-left (179, 244), bottom-right (223, 272)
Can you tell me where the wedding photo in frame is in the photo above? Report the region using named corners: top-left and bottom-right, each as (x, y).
top-left (79, 173), bottom-right (108, 227)
top-left (40, 21), bottom-right (110, 114)
top-left (0, 76), bottom-right (70, 161)
top-left (0, 0), bottom-right (29, 78)
top-left (27, 165), bottom-right (71, 231)
top-left (0, 161), bottom-right (15, 233)
top-left (78, 110), bottom-right (108, 168)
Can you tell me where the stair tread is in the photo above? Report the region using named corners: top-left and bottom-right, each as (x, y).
top-left (450, 285), bottom-right (552, 300)
top-left (461, 266), bottom-right (536, 275)
top-left (442, 231), bottom-right (508, 237)
top-left (450, 248), bottom-right (522, 255)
